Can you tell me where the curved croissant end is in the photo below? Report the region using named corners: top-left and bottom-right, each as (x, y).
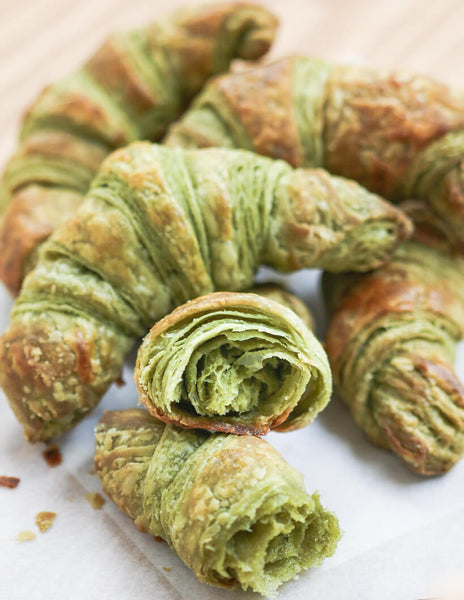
top-left (324, 206), bottom-right (464, 475)
top-left (95, 409), bottom-right (341, 595)
top-left (135, 286), bottom-right (331, 435)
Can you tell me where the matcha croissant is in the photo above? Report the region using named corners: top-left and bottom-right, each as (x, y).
top-left (135, 285), bottom-right (331, 434)
top-left (0, 143), bottom-right (411, 442)
top-left (165, 55), bottom-right (464, 246)
top-left (0, 2), bottom-right (278, 294)
top-left (95, 409), bottom-right (341, 595)
top-left (323, 202), bottom-right (464, 475)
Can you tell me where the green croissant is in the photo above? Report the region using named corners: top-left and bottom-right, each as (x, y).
top-left (323, 202), bottom-right (464, 475)
top-left (165, 55), bottom-right (464, 246)
top-left (0, 143), bottom-right (411, 442)
top-left (0, 2), bottom-right (278, 294)
top-left (95, 409), bottom-right (341, 596)
top-left (135, 285), bottom-right (331, 434)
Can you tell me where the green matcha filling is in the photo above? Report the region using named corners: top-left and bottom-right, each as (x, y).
top-left (218, 493), bottom-right (340, 595)
top-left (183, 340), bottom-right (293, 416)
top-left (136, 301), bottom-right (332, 430)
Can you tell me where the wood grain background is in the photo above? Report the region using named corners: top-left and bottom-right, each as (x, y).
top-left (1, 0), bottom-right (463, 170)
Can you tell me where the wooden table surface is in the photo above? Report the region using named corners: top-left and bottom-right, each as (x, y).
top-left (1, 0), bottom-right (463, 170)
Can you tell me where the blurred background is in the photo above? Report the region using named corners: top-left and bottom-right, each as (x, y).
top-left (1, 0), bottom-right (463, 168)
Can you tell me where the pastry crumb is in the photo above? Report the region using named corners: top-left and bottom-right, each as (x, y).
top-left (115, 375), bottom-right (125, 387)
top-left (66, 497), bottom-right (73, 502)
top-left (85, 492), bottom-right (105, 510)
top-left (87, 469), bottom-right (95, 476)
top-left (162, 567), bottom-right (171, 572)
top-left (0, 476), bottom-right (20, 489)
top-left (43, 445), bottom-right (62, 467)
top-left (35, 511), bottom-right (56, 533)
top-left (17, 530), bottom-right (36, 542)
top-left (154, 535), bottom-right (165, 543)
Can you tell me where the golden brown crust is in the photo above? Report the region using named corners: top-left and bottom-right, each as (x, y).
top-left (11, 130), bottom-right (107, 176)
top-left (218, 58), bottom-right (304, 163)
top-left (324, 66), bottom-right (464, 198)
top-left (22, 85), bottom-right (131, 148)
top-left (0, 186), bottom-right (83, 295)
top-left (374, 354), bottom-right (464, 474)
top-left (140, 405), bottom-right (273, 436)
top-left (86, 37), bottom-right (158, 116)
top-left (74, 330), bottom-right (94, 385)
top-left (0, 315), bottom-right (120, 442)
top-left (98, 407), bottom-right (155, 431)
top-left (326, 274), bottom-right (464, 369)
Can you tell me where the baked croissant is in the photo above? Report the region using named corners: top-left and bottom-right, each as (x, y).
top-left (95, 409), bottom-right (341, 596)
top-left (165, 55), bottom-right (464, 246)
top-left (0, 2), bottom-right (278, 294)
top-left (0, 143), bottom-right (411, 442)
top-left (135, 285), bottom-right (331, 435)
top-left (323, 201), bottom-right (464, 475)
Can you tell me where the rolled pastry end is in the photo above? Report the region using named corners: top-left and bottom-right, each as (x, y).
top-left (371, 355), bottom-right (464, 475)
top-left (195, 438), bottom-right (341, 596)
top-left (324, 258), bottom-right (464, 475)
top-left (268, 169), bottom-right (414, 274)
top-left (0, 185), bottom-right (84, 296)
top-left (225, 2), bottom-right (279, 60)
top-left (95, 409), bottom-right (341, 596)
top-left (0, 313), bottom-right (129, 442)
top-left (135, 291), bottom-right (332, 435)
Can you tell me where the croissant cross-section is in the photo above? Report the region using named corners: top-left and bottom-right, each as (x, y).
top-left (135, 285), bottom-right (331, 434)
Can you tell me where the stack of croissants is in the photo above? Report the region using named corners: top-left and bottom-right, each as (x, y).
top-left (1, 2), bottom-right (464, 595)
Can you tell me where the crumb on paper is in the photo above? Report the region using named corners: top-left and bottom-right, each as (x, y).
top-left (35, 511), bottom-right (56, 533)
top-left (115, 375), bottom-right (125, 388)
top-left (85, 492), bottom-right (105, 510)
top-left (43, 445), bottom-right (62, 467)
top-left (88, 469), bottom-right (95, 476)
top-left (17, 530), bottom-right (36, 542)
top-left (66, 497), bottom-right (73, 502)
top-left (154, 535), bottom-right (165, 543)
top-left (162, 567), bottom-right (171, 572)
top-left (0, 476), bottom-right (20, 489)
